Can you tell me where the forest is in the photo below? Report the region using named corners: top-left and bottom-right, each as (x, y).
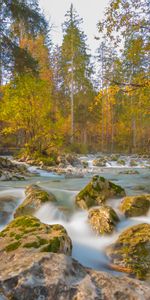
top-left (0, 2), bottom-right (150, 298)
top-left (0, 0), bottom-right (149, 161)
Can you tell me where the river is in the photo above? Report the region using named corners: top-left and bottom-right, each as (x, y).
top-left (0, 155), bottom-right (150, 276)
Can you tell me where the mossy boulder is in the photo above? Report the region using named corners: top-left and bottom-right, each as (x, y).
top-left (107, 223), bottom-right (150, 280)
top-left (0, 215), bottom-right (72, 255)
top-left (93, 158), bottom-right (107, 167)
top-left (120, 195), bottom-right (150, 217)
top-left (75, 175), bottom-right (125, 210)
top-left (88, 206), bottom-right (119, 235)
top-left (14, 184), bottom-right (56, 217)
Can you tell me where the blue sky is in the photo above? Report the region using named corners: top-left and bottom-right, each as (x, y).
top-left (39, 0), bottom-right (109, 54)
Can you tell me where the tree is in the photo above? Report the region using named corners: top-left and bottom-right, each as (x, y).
top-left (0, 75), bottom-right (62, 154)
top-left (0, 0), bottom-right (48, 84)
top-left (93, 0), bottom-right (150, 153)
top-left (61, 4), bottom-right (93, 143)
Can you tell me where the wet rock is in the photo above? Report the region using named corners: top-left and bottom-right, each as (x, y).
top-left (0, 157), bottom-right (31, 181)
top-left (107, 223), bottom-right (150, 280)
top-left (65, 172), bottom-right (84, 179)
top-left (119, 169), bottom-right (139, 175)
top-left (93, 158), bottom-right (107, 167)
top-left (110, 154), bottom-right (120, 161)
top-left (82, 160), bottom-right (89, 168)
top-left (117, 159), bottom-right (126, 166)
top-left (65, 154), bottom-right (81, 167)
top-left (14, 185), bottom-right (56, 217)
top-left (0, 215), bottom-right (72, 255)
top-left (120, 195), bottom-right (150, 217)
top-left (75, 175), bottom-right (125, 210)
top-left (130, 160), bottom-right (138, 167)
top-left (0, 251), bottom-right (150, 300)
top-left (88, 206), bottom-right (119, 234)
top-left (0, 196), bottom-right (18, 225)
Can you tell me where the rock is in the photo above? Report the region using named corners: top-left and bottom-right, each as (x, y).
top-left (130, 160), bottom-right (138, 167)
top-left (110, 154), bottom-right (120, 161)
top-left (120, 195), bottom-right (150, 217)
top-left (0, 251), bottom-right (150, 300)
top-left (0, 157), bottom-right (31, 181)
top-left (65, 154), bottom-right (81, 167)
top-left (65, 172), bottom-right (84, 179)
top-left (14, 185), bottom-right (56, 217)
top-left (0, 195), bottom-right (18, 225)
top-left (117, 159), bottom-right (126, 165)
top-left (88, 206), bottom-right (119, 234)
top-left (0, 215), bottom-right (72, 255)
top-left (75, 175), bottom-right (125, 210)
top-left (107, 223), bottom-right (150, 280)
top-left (119, 170), bottom-right (139, 175)
top-left (93, 158), bottom-right (107, 167)
top-left (82, 160), bottom-right (89, 168)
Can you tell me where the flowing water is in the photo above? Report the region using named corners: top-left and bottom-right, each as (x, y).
top-left (0, 155), bottom-right (150, 275)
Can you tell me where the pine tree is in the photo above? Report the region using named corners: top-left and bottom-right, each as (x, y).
top-left (1, 0), bottom-right (48, 84)
top-left (61, 4), bottom-right (93, 143)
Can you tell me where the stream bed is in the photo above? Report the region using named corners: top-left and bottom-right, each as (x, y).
top-left (0, 156), bottom-right (150, 276)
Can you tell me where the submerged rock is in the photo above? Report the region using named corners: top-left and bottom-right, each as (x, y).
top-left (107, 223), bottom-right (150, 280)
top-left (120, 195), bottom-right (150, 217)
top-left (119, 169), bottom-right (139, 175)
top-left (14, 184), bottom-right (56, 217)
top-left (0, 215), bottom-right (72, 255)
top-left (75, 175), bottom-right (125, 210)
top-left (0, 251), bottom-right (150, 300)
top-left (88, 206), bottom-right (119, 234)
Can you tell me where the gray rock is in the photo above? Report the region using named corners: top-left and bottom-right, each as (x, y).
top-left (88, 206), bottom-right (119, 234)
top-left (14, 185), bottom-right (56, 217)
top-left (0, 251), bottom-right (150, 300)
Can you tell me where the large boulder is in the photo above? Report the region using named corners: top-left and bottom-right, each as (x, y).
top-left (75, 175), bottom-right (125, 210)
top-left (0, 251), bottom-right (150, 300)
top-left (107, 223), bottom-right (150, 280)
top-left (14, 184), bottom-right (56, 217)
top-left (120, 195), bottom-right (150, 217)
top-left (0, 215), bottom-right (72, 255)
top-left (88, 206), bottom-right (119, 235)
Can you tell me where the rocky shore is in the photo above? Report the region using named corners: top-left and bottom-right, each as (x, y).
top-left (0, 157), bottom-right (32, 181)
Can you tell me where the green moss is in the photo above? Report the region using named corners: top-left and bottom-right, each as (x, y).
top-left (42, 237), bottom-right (60, 252)
top-left (120, 195), bottom-right (150, 217)
top-left (109, 223), bottom-right (150, 279)
top-left (109, 181), bottom-right (125, 194)
top-left (76, 176), bottom-right (125, 209)
top-left (12, 215), bottom-right (41, 229)
top-left (118, 159), bottom-right (126, 165)
top-left (5, 241), bottom-right (21, 252)
top-left (23, 241), bottom-right (40, 248)
top-left (0, 232), bottom-right (6, 238)
top-left (0, 215), bottom-right (71, 256)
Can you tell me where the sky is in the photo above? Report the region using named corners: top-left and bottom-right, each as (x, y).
top-left (39, 0), bottom-right (110, 55)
